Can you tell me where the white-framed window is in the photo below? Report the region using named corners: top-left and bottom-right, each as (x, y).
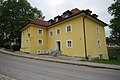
top-left (66, 40), bottom-right (72, 48)
top-left (66, 24), bottom-right (72, 33)
top-left (26, 29), bottom-right (28, 35)
top-left (26, 40), bottom-right (28, 46)
top-left (97, 40), bottom-right (101, 47)
top-left (38, 39), bottom-right (43, 46)
top-left (56, 28), bottom-right (60, 35)
top-left (49, 30), bottom-right (53, 37)
top-left (38, 28), bottom-right (43, 35)
top-left (22, 41), bottom-right (24, 46)
top-left (96, 26), bottom-right (100, 34)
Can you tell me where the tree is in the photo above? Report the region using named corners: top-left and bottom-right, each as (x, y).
top-left (0, 0), bottom-right (45, 46)
top-left (108, 0), bottom-right (120, 45)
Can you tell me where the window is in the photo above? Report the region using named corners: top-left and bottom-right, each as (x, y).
top-left (98, 40), bottom-right (101, 47)
top-left (56, 29), bottom-right (60, 35)
top-left (38, 29), bottom-right (43, 35)
top-left (64, 14), bottom-right (69, 18)
top-left (66, 25), bottom-right (72, 32)
top-left (26, 40), bottom-right (28, 46)
top-left (26, 29), bottom-right (28, 35)
top-left (49, 30), bottom-right (53, 37)
top-left (55, 18), bottom-right (59, 22)
top-left (96, 26), bottom-right (100, 34)
top-left (66, 40), bottom-right (72, 48)
top-left (22, 41), bottom-right (24, 46)
top-left (38, 39), bottom-right (43, 46)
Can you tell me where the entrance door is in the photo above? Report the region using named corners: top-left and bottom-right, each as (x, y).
top-left (56, 41), bottom-right (61, 51)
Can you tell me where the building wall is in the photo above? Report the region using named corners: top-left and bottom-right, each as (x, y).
top-left (20, 26), bottom-right (31, 52)
top-left (20, 15), bottom-right (108, 59)
top-left (20, 25), bottom-right (48, 54)
top-left (47, 16), bottom-right (85, 57)
top-left (85, 17), bottom-right (108, 59)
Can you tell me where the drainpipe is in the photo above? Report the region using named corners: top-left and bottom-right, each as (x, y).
top-left (83, 14), bottom-right (88, 60)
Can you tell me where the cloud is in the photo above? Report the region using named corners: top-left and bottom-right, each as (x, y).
top-left (28, 0), bottom-right (114, 37)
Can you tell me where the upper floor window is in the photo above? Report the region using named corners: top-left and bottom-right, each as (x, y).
top-left (98, 40), bottom-right (101, 47)
top-left (26, 29), bottom-right (28, 35)
top-left (49, 30), bottom-right (53, 37)
top-left (66, 40), bottom-right (72, 48)
top-left (38, 29), bottom-right (43, 35)
top-left (56, 28), bottom-right (60, 35)
top-left (38, 39), bottom-right (43, 46)
top-left (26, 40), bottom-right (28, 46)
top-left (22, 41), bottom-right (24, 46)
top-left (66, 24), bottom-right (72, 33)
top-left (96, 26), bottom-right (100, 34)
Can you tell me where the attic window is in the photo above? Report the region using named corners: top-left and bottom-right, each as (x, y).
top-left (64, 14), bottom-right (69, 18)
top-left (55, 18), bottom-right (59, 22)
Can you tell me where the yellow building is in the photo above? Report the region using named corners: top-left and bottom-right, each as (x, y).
top-left (20, 8), bottom-right (108, 59)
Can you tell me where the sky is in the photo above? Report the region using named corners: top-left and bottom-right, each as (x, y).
top-left (28, 0), bottom-right (114, 37)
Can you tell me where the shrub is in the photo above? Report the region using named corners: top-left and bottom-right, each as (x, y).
top-left (108, 47), bottom-right (120, 60)
top-left (12, 43), bottom-right (20, 51)
top-left (4, 42), bottom-right (11, 49)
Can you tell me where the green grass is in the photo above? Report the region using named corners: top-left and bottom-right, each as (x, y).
top-left (5, 48), bottom-right (14, 52)
top-left (89, 60), bottom-right (120, 65)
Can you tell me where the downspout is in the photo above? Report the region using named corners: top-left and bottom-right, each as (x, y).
top-left (83, 14), bottom-right (88, 60)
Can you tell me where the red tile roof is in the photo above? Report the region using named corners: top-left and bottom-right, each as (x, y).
top-left (29, 19), bottom-right (48, 27)
top-left (20, 8), bottom-right (107, 31)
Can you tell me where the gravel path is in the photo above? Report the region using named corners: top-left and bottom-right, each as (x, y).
top-left (0, 74), bottom-right (17, 80)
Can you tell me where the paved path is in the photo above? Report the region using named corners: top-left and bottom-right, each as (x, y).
top-left (0, 49), bottom-right (120, 70)
top-left (0, 53), bottom-right (120, 80)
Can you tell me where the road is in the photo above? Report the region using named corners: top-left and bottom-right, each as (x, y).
top-left (0, 53), bottom-right (120, 80)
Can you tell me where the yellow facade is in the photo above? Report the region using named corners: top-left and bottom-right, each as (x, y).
top-left (20, 10), bottom-right (108, 59)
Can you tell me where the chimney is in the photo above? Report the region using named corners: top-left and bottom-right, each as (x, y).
top-left (85, 9), bottom-right (92, 14)
top-left (92, 14), bottom-right (98, 18)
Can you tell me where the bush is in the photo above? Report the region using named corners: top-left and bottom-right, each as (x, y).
top-left (12, 43), bottom-right (20, 51)
top-left (4, 42), bottom-right (11, 49)
top-left (108, 47), bottom-right (120, 60)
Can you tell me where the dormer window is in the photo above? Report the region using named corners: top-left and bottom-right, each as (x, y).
top-left (55, 18), bottom-right (59, 22)
top-left (63, 10), bottom-right (72, 18)
top-left (54, 16), bottom-right (62, 22)
top-left (48, 19), bottom-right (55, 25)
top-left (64, 14), bottom-right (69, 18)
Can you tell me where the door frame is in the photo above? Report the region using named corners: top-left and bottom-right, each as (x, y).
top-left (55, 40), bottom-right (62, 51)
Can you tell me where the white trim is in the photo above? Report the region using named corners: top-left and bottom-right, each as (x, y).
top-left (49, 30), bottom-right (53, 37)
top-left (38, 28), bottom-right (43, 35)
top-left (56, 28), bottom-right (60, 35)
top-left (96, 26), bottom-right (100, 34)
top-left (37, 50), bottom-right (41, 54)
top-left (66, 24), bottom-right (72, 33)
top-left (55, 40), bottom-right (62, 50)
top-left (66, 40), bottom-right (73, 48)
top-left (26, 40), bottom-right (28, 46)
top-left (37, 39), bottom-right (43, 46)
top-left (97, 39), bottom-right (101, 48)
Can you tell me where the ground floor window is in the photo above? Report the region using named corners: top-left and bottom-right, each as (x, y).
top-left (38, 39), bottom-right (43, 46)
top-left (66, 40), bottom-right (72, 48)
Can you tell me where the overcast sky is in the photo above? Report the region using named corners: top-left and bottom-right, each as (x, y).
top-left (28, 0), bottom-right (114, 37)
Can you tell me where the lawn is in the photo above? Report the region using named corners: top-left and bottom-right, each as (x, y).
top-left (89, 59), bottom-right (120, 65)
